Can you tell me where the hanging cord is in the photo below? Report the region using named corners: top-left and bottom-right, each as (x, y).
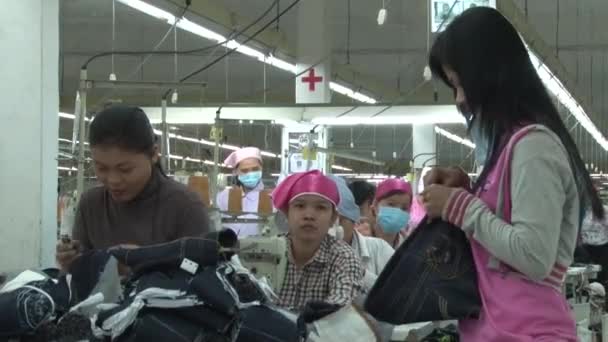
top-left (87, 4), bottom-right (190, 110)
top-left (176, 0), bottom-right (299, 84)
top-left (555, 0), bottom-right (560, 56)
top-left (111, 0), bottom-right (116, 76)
top-left (174, 23), bottom-right (178, 82)
top-left (576, 1), bottom-right (580, 83)
top-left (346, 0), bottom-right (351, 64)
top-left (83, 4), bottom-right (191, 69)
top-left (276, 0), bottom-right (280, 31)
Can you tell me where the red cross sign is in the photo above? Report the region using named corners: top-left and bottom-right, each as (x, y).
top-left (302, 69), bottom-right (323, 91)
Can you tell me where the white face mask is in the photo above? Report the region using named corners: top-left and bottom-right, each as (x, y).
top-left (328, 220), bottom-right (345, 241)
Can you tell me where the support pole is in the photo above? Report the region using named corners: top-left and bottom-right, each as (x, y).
top-left (160, 98), bottom-right (170, 172)
top-left (211, 111), bottom-right (221, 206)
top-left (76, 68), bottom-right (88, 198)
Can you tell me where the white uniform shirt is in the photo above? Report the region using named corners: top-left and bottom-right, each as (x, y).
top-left (216, 182), bottom-right (264, 237)
top-left (351, 231), bottom-right (395, 289)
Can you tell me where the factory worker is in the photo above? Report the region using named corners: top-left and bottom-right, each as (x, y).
top-left (216, 147), bottom-right (266, 237)
top-left (56, 106), bottom-right (210, 271)
top-left (371, 178), bottom-right (413, 248)
top-left (349, 180), bottom-right (376, 227)
top-left (327, 175), bottom-right (394, 290)
top-left (272, 170), bottom-right (365, 313)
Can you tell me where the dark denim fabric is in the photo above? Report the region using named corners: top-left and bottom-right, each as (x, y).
top-left (69, 250), bottom-right (113, 304)
top-left (109, 237), bottom-right (221, 276)
top-left (0, 286), bottom-right (54, 337)
top-left (237, 305), bottom-right (304, 342)
top-left (118, 309), bottom-right (234, 342)
top-left (365, 218), bottom-right (481, 325)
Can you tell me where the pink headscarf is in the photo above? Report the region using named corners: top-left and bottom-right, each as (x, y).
top-left (375, 178), bottom-right (412, 203)
top-left (223, 147), bottom-right (262, 168)
top-left (272, 170), bottom-right (340, 213)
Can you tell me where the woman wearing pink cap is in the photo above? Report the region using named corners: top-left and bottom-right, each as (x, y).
top-left (216, 147), bottom-right (265, 237)
top-left (369, 178), bottom-right (413, 248)
top-left (272, 170), bottom-right (365, 313)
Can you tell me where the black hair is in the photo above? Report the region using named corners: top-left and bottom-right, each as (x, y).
top-left (89, 105), bottom-right (166, 177)
top-left (349, 181), bottom-right (376, 206)
top-left (429, 7), bottom-right (603, 220)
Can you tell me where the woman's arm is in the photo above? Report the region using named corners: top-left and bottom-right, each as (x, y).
top-left (442, 132), bottom-right (579, 280)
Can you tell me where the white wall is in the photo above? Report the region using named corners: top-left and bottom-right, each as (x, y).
top-left (0, 0), bottom-right (59, 271)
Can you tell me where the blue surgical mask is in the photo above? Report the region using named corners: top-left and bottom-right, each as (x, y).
top-left (238, 171), bottom-right (262, 189)
top-left (469, 116), bottom-right (489, 165)
top-left (377, 206), bottom-right (410, 234)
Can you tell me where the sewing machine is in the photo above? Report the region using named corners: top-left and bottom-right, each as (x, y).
top-left (238, 236), bottom-right (288, 292)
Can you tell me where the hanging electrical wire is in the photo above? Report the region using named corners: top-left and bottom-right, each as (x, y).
top-left (82, 3), bottom-right (192, 69)
top-left (346, 0), bottom-right (352, 64)
top-left (110, 0), bottom-right (117, 80)
top-left (176, 0), bottom-right (298, 84)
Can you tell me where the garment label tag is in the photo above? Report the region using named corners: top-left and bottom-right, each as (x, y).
top-left (180, 258), bottom-right (199, 275)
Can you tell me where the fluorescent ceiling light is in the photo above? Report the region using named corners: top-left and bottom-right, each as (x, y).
top-left (116, 0), bottom-right (376, 104)
top-left (329, 82), bottom-right (377, 104)
top-left (169, 154), bottom-right (228, 167)
top-left (58, 113), bottom-right (282, 162)
top-left (331, 164), bottom-right (353, 171)
top-left (527, 49), bottom-right (608, 151)
top-left (58, 138), bottom-right (89, 146)
top-left (117, 0), bottom-right (176, 23)
top-left (175, 18), bottom-right (225, 41)
top-left (266, 56), bottom-right (297, 74)
top-left (312, 114), bottom-right (464, 126)
top-left (59, 112), bottom-right (91, 122)
top-left (58, 166), bottom-right (78, 171)
top-left (434, 126), bottom-right (475, 149)
top-left (333, 173), bottom-right (390, 180)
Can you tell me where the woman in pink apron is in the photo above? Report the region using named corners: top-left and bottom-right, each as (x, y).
top-left (420, 7), bottom-right (604, 341)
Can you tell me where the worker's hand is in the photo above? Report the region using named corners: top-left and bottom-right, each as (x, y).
top-left (56, 239), bottom-right (81, 272)
top-left (354, 219), bottom-right (373, 237)
top-left (423, 166), bottom-right (470, 189)
top-left (420, 184), bottom-right (456, 219)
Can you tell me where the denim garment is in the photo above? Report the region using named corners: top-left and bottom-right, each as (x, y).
top-left (0, 286), bottom-right (55, 337)
top-left (365, 217), bottom-right (481, 324)
top-left (118, 309), bottom-right (235, 342)
top-left (109, 237), bottom-right (221, 276)
top-left (237, 305), bottom-right (304, 342)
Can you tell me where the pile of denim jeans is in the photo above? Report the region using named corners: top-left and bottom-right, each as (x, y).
top-left (0, 232), bottom-right (304, 342)
top-left (0, 250), bottom-right (119, 342)
top-left (94, 235), bottom-right (305, 342)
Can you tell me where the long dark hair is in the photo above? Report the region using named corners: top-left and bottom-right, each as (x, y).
top-left (429, 7), bottom-right (603, 220)
top-left (89, 105), bottom-right (167, 177)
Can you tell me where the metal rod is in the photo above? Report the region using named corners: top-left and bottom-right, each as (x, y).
top-left (76, 69), bottom-right (88, 198)
top-left (212, 111), bottom-right (221, 207)
top-left (82, 79), bottom-right (206, 90)
top-left (315, 146), bottom-right (384, 166)
top-left (160, 99), bottom-right (170, 172)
